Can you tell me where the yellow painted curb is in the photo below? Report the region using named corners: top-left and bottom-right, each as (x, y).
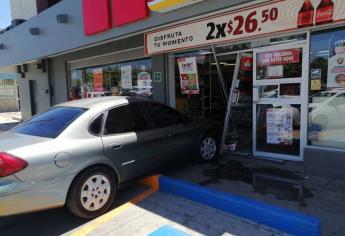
top-left (70, 176), bottom-right (159, 236)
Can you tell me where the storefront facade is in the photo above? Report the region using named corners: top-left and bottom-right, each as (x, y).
top-left (0, 0), bottom-right (345, 178)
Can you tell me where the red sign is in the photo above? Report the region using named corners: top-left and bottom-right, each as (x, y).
top-left (257, 49), bottom-right (300, 66)
top-left (82, 0), bottom-right (112, 36)
top-left (93, 69), bottom-right (104, 92)
top-left (82, 0), bottom-right (149, 36)
top-left (112, 0), bottom-right (149, 27)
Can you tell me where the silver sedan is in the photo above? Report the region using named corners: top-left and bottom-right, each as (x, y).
top-left (0, 97), bottom-right (220, 218)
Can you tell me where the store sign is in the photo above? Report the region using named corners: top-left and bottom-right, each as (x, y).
top-left (82, 0), bottom-right (149, 36)
top-left (92, 68), bottom-right (104, 92)
top-left (145, 0), bottom-right (345, 55)
top-left (148, 0), bottom-right (204, 13)
top-left (177, 57), bottom-right (200, 95)
top-left (257, 49), bottom-right (300, 66)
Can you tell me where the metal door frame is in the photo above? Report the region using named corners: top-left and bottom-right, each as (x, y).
top-left (252, 40), bottom-right (309, 162)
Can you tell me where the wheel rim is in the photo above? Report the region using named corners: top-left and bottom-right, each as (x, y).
top-left (80, 174), bottom-right (111, 212)
top-left (200, 137), bottom-right (217, 160)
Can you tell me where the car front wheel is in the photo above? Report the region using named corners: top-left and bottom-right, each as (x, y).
top-left (66, 166), bottom-right (117, 219)
top-left (199, 135), bottom-right (218, 162)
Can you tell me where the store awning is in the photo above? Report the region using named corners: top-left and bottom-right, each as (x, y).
top-left (147, 0), bottom-right (204, 13)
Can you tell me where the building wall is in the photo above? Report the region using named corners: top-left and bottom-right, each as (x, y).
top-left (18, 62), bottom-right (50, 120)
top-left (10, 0), bottom-right (37, 21)
top-left (0, 0), bottom-right (250, 68)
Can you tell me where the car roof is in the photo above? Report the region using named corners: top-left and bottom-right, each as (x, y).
top-left (56, 96), bottom-right (144, 109)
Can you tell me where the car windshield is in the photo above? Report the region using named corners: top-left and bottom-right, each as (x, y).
top-left (310, 92), bottom-right (338, 103)
top-left (13, 107), bottom-right (86, 138)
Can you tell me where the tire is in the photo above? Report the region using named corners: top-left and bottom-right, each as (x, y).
top-left (66, 166), bottom-right (117, 219)
top-left (199, 134), bottom-right (218, 162)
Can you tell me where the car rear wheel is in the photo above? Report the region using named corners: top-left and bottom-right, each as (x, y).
top-left (66, 166), bottom-right (117, 219)
top-left (199, 135), bottom-right (218, 162)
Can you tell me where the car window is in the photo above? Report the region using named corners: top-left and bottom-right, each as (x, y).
top-left (89, 114), bottom-right (104, 136)
top-left (14, 107), bottom-right (86, 138)
top-left (104, 105), bottom-right (149, 135)
top-left (144, 102), bottom-right (186, 128)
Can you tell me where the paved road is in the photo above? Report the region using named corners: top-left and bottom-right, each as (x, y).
top-left (0, 183), bottom-right (148, 236)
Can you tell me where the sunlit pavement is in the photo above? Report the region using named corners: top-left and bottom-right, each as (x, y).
top-left (0, 177), bottom-right (286, 236)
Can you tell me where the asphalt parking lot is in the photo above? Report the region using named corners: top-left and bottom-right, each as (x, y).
top-left (0, 174), bottom-right (286, 236)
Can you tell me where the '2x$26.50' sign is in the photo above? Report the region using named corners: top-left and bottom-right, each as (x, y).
top-left (145, 0), bottom-right (345, 55)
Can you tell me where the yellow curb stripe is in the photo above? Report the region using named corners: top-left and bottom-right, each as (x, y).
top-left (70, 188), bottom-right (156, 236)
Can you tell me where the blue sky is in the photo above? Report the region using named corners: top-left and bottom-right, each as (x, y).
top-left (0, 0), bottom-right (11, 29)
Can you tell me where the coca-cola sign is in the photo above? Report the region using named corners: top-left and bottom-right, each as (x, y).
top-left (145, 0), bottom-right (345, 55)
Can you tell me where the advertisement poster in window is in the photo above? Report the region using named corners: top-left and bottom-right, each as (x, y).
top-left (257, 48), bottom-right (300, 79)
top-left (92, 68), bottom-right (104, 92)
top-left (177, 57), bottom-right (200, 95)
top-left (327, 37), bottom-right (345, 87)
top-left (266, 108), bottom-right (293, 146)
top-left (121, 65), bottom-right (133, 90)
top-left (137, 71), bottom-right (152, 96)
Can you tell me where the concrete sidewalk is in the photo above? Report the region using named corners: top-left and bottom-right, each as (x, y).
top-left (162, 160), bottom-right (345, 236)
top-left (65, 192), bottom-right (287, 236)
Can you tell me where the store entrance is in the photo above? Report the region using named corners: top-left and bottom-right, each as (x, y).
top-left (252, 42), bottom-right (308, 161)
top-left (174, 49), bottom-right (254, 155)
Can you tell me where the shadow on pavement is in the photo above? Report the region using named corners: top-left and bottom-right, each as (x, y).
top-left (0, 183), bottom-right (148, 236)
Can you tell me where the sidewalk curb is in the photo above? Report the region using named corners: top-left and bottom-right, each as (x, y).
top-left (158, 176), bottom-right (321, 236)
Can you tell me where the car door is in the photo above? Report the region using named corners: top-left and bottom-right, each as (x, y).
top-left (101, 104), bottom-right (159, 181)
top-left (141, 102), bottom-right (197, 166)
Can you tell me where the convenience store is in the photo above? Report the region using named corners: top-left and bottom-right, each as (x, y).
top-left (0, 0), bottom-right (345, 177)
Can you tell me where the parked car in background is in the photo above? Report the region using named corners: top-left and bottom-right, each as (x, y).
top-left (86, 91), bottom-right (112, 98)
top-left (0, 97), bottom-right (220, 218)
top-left (309, 89), bottom-right (345, 128)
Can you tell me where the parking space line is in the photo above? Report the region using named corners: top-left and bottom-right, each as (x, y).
top-left (70, 176), bottom-right (159, 236)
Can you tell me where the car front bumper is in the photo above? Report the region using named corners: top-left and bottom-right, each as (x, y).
top-left (0, 174), bottom-right (76, 217)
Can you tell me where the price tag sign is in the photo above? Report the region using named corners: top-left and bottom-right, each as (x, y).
top-left (145, 0), bottom-right (345, 55)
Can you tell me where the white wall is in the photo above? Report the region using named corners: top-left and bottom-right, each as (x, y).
top-left (10, 0), bottom-right (37, 20)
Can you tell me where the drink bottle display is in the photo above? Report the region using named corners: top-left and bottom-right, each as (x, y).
top-left (316, 0), bottom-right (334, 25)
top-left (297, 0), bottom-right (314, 28)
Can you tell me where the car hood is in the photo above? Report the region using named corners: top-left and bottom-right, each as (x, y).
top-left (0, 131), bottom-right (51, 153)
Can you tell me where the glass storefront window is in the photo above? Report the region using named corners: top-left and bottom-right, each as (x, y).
top-left (174, 50), bottom-right (227, 120)
top-left (308, 27), bottom-right (345, 149)
top-left (70, 58), bottom-right (152, 100)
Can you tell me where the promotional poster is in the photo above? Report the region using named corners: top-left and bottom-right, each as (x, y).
top-left (266, 108), bottom-right (293, 146)
top-left (177, 57), bottom-right (200, 95)
top-left (327, 37), bottom-right (345, 87)
top-left (92, 68), bottom-right (104, 92)
top-left (121, 65), bottom-right (133, 90)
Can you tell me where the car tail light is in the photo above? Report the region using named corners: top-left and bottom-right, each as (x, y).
top-left (0, 152), bottom-right (28, 178)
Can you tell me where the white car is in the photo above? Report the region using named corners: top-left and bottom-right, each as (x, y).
top-left (86, 91), bottom-right (112, 98)
top-left (309, 89), bottom-right (345, 128)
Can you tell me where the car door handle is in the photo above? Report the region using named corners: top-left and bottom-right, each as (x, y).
top-left (111, 144), bottom-right (122, 150)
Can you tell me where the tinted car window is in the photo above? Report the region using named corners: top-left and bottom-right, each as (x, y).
top-left (144, 102), bottom-right (186, 128)
top-left (14, 107), bottom-right (85, 138)
top-left (104, 105), bottom-right (148, 135)
top-left (89, 114), bottom-right (104, 135)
